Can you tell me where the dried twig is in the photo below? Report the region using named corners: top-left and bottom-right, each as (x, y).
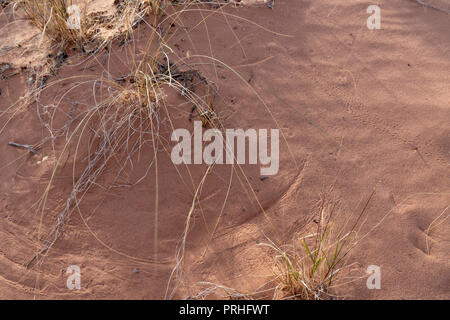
top-left (8, 141), bottom-right (38, 154)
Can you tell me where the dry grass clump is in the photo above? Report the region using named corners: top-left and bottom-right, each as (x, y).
top-left (3, 0), bottom-right (291, 298)
top-left (2, 1), bottom-right (230, 272)
top-left (16, 0), bottom-right (87, 49)
top-left (22, 2), bottom-right (222, 269)
top-left (28, 74), bottom-right (164, 268)
top-left (260, 192), bottom-right (373, 300)
top-left (182, 191), bottom-right (372, 301)
top-left (14, 0), bottom-right (158, 51)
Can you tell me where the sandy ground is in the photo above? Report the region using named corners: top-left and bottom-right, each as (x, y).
top-left (0, 0), bottom-right (449, 299)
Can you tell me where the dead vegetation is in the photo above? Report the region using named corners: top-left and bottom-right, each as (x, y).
top-left (1, 0), bottom-right (367, 300)
top-left (187, 191), bottom-right (372, 300)
top-left (15, 0), bottom-right (152, 51)
top-left (262, 192), bottom-right (372, 300)
top-left (11, 1), bottom-right (223, 274)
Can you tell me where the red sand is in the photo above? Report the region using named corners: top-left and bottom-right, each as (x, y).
top-left (0, 0), bottom-right (449, 299)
